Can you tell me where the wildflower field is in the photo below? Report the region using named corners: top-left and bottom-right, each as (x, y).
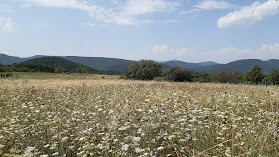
top-left (1, 74), bottom-right (279, 156)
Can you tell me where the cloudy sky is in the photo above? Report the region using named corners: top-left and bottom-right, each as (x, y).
top-left (0, 0), bottom-right (279, 63)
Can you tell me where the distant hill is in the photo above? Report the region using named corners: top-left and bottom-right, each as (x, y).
top-left (163, 60), bottom-right (218, 69)
top-left (1, 53), bottom-right (279, 74)
top-left (191, 59), bottom-right (279, 74)
top-left (23, 56), bottom-right (99, 73)
top-left (0, 53), bottom-right (27, 65)
top-left (26, 55), bottom-right (46, 60)
top-left (199, 61), bottom-right (218, 66)
top-left (0, 54), bottom-right (46, 65)
top-left (62, 56), bottom-right (135, 72)
top-left (62, 56), bottom-right (172, 72)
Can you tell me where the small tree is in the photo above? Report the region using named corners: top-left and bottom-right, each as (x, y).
top-left (162, 66), bottom-right (193, 82)
top-left (192, 73), bottom-right (211, 83)
top-left (269, 68), bottom-right (279, 85)
top-left (55, 66), bottom-right (68, 73)
top-left (127, 60), bottom-right (162, 80)
top-left (212, 70), bottom-right (240, 83)
top-left (245, 65), bottom-right (264, 84)
top-left (76, 66), bottom-right (87, 73)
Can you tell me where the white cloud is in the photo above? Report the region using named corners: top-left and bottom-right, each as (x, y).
top-left (180, 0), bottom-right (234, 16)
top-left (142, 45), bottom-right (197, 61)
top-left (198, 43), bottom-right (279, 63)
top-left (218, 0), bottom-right (279, 28)
top-left (195, 0), bottom-right (234, 10)
top-left (0, 17), bottom-right (14, 32)
top-left (24, 0), bottom-right (181, 25)
top-left (143, 43), bottom-right (279, 63)
top-left (122, 0), bottom-right (180, 16)
top-left (256, 43), bottom-right (279, 59)
top-left (152, 45), bottom-right (170, 55)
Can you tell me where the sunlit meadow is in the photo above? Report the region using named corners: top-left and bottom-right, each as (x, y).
top-left (1, 74), bottom-right (279, 156)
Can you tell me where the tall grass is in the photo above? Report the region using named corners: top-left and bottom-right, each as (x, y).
top-left (0, 75), bottom-right (279, 156)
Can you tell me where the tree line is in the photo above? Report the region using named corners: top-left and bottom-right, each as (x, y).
top-left (127, 60), bottom-right (279, 85)
top-left (0, 63), bottom-right (92, 74)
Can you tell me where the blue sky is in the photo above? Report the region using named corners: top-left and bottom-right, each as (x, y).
top-left (0, 0), bottom-right (279, 63)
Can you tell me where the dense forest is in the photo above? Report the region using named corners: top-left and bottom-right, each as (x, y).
top-left (0, 57), bottom-right (100, 74)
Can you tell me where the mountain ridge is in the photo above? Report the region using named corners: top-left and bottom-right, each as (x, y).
top-left (1, 53), bottom-right (279, 74)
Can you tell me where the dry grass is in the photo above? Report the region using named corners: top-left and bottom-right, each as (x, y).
top-left (0, 74), bottom-right (279, 156)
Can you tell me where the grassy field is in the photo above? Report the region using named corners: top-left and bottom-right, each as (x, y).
top-left (0, 74), bottom-right (279, 156)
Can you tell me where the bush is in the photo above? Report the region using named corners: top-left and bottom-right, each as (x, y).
top-left (269, 68), bottom-right (279, 85)
top-left (127, 60), bottom-right (162, 80)
top-left (212, 70), bottom-right (240, 83)
top-left (245, 65), bottom-right (265, 84)
top-left (192, 73), bottom-right (211, 83)
top-left (162, 66), bottom-right (193, 82)
top-left (55, 66), bottom-right (68, 73)
top-left (153, 76), bottom-right (166, 82)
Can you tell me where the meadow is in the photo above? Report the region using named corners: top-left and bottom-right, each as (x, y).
top-left (0, 74), bottom-right (279, 156)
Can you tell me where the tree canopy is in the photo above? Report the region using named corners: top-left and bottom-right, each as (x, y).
top-left (127, 60), bottom-right (162, 80)
top-left (212, 70), bottom-right (240, 83)
top-left (162, 66), bottom-right (193, 82)
top-left (269, 68), bottom-right (279, 85)
top-left (246, 65), bottom-right (265, 84)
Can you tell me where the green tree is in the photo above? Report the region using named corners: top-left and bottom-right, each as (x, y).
top-left (55, 66), bottom-right (68, 73)
top-left (246, 65), bottom-right (265, 84)
top-left (192, 73), bottom-right (211, 83)
top-left (162, 66), bottom-right (193, 82)
top-left (127, 60), bottom-right (162, 80)
top-left (212, 70), bottom-right (240, 84)
top-left (269, 68), bottom-right (279, 85)
top-left (76, 66), bottom-right (87, 73)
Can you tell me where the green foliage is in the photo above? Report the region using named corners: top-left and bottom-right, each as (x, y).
top-left (192, 73), bottom-right (211, 82)
top-left (269, 68), bottom-right (279, 85)
top-left (55, 66), bottom-right (68, 73)
top-left (127, 60), bottom-right (162, 80)
top-left (17, 63), bottom-right (55, 72)
top-left (245, 65), bottom-right (265, 84)
top-left (162, 66), bottom-right (193, 82)
top-left (212, 70), bottom-right (241, 83)
top-left (76, 66), bottom-right (87, 73)
top-left (24, 57), bottom-right (97, 73)
top-left (153, 76), bottom-right (166, 82)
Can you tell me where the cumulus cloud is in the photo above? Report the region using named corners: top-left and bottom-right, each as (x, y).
top-left (142, 45), bottom-right (197, 61)
top-left (24, 0), bottom-right (181, 25)
top-left (195, 0), bottom-right (234, 10)
top-left (143, 43), bottom-right (279, 63)
top-left (0, 17), bottom-right (14, 32)
top-left (218, 0), bottom-right (279, 28)
top-left (198, 43), bottom-right (279, 63)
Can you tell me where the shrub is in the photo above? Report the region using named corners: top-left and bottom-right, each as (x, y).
top-left (212, 70), bottom-right (240, 83)
top-left (153, 76), bottom-right (166, 82)
top-left (162, 66), bottom-right (193, 82)
top-left (245, 65), bottom-right (265, 84)
top-left (55, 66), bottom-right (68, 73)
top-left (127, 60), bottom-right (162, 80)
top-left (269, 68), bottom-right (279, 85)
